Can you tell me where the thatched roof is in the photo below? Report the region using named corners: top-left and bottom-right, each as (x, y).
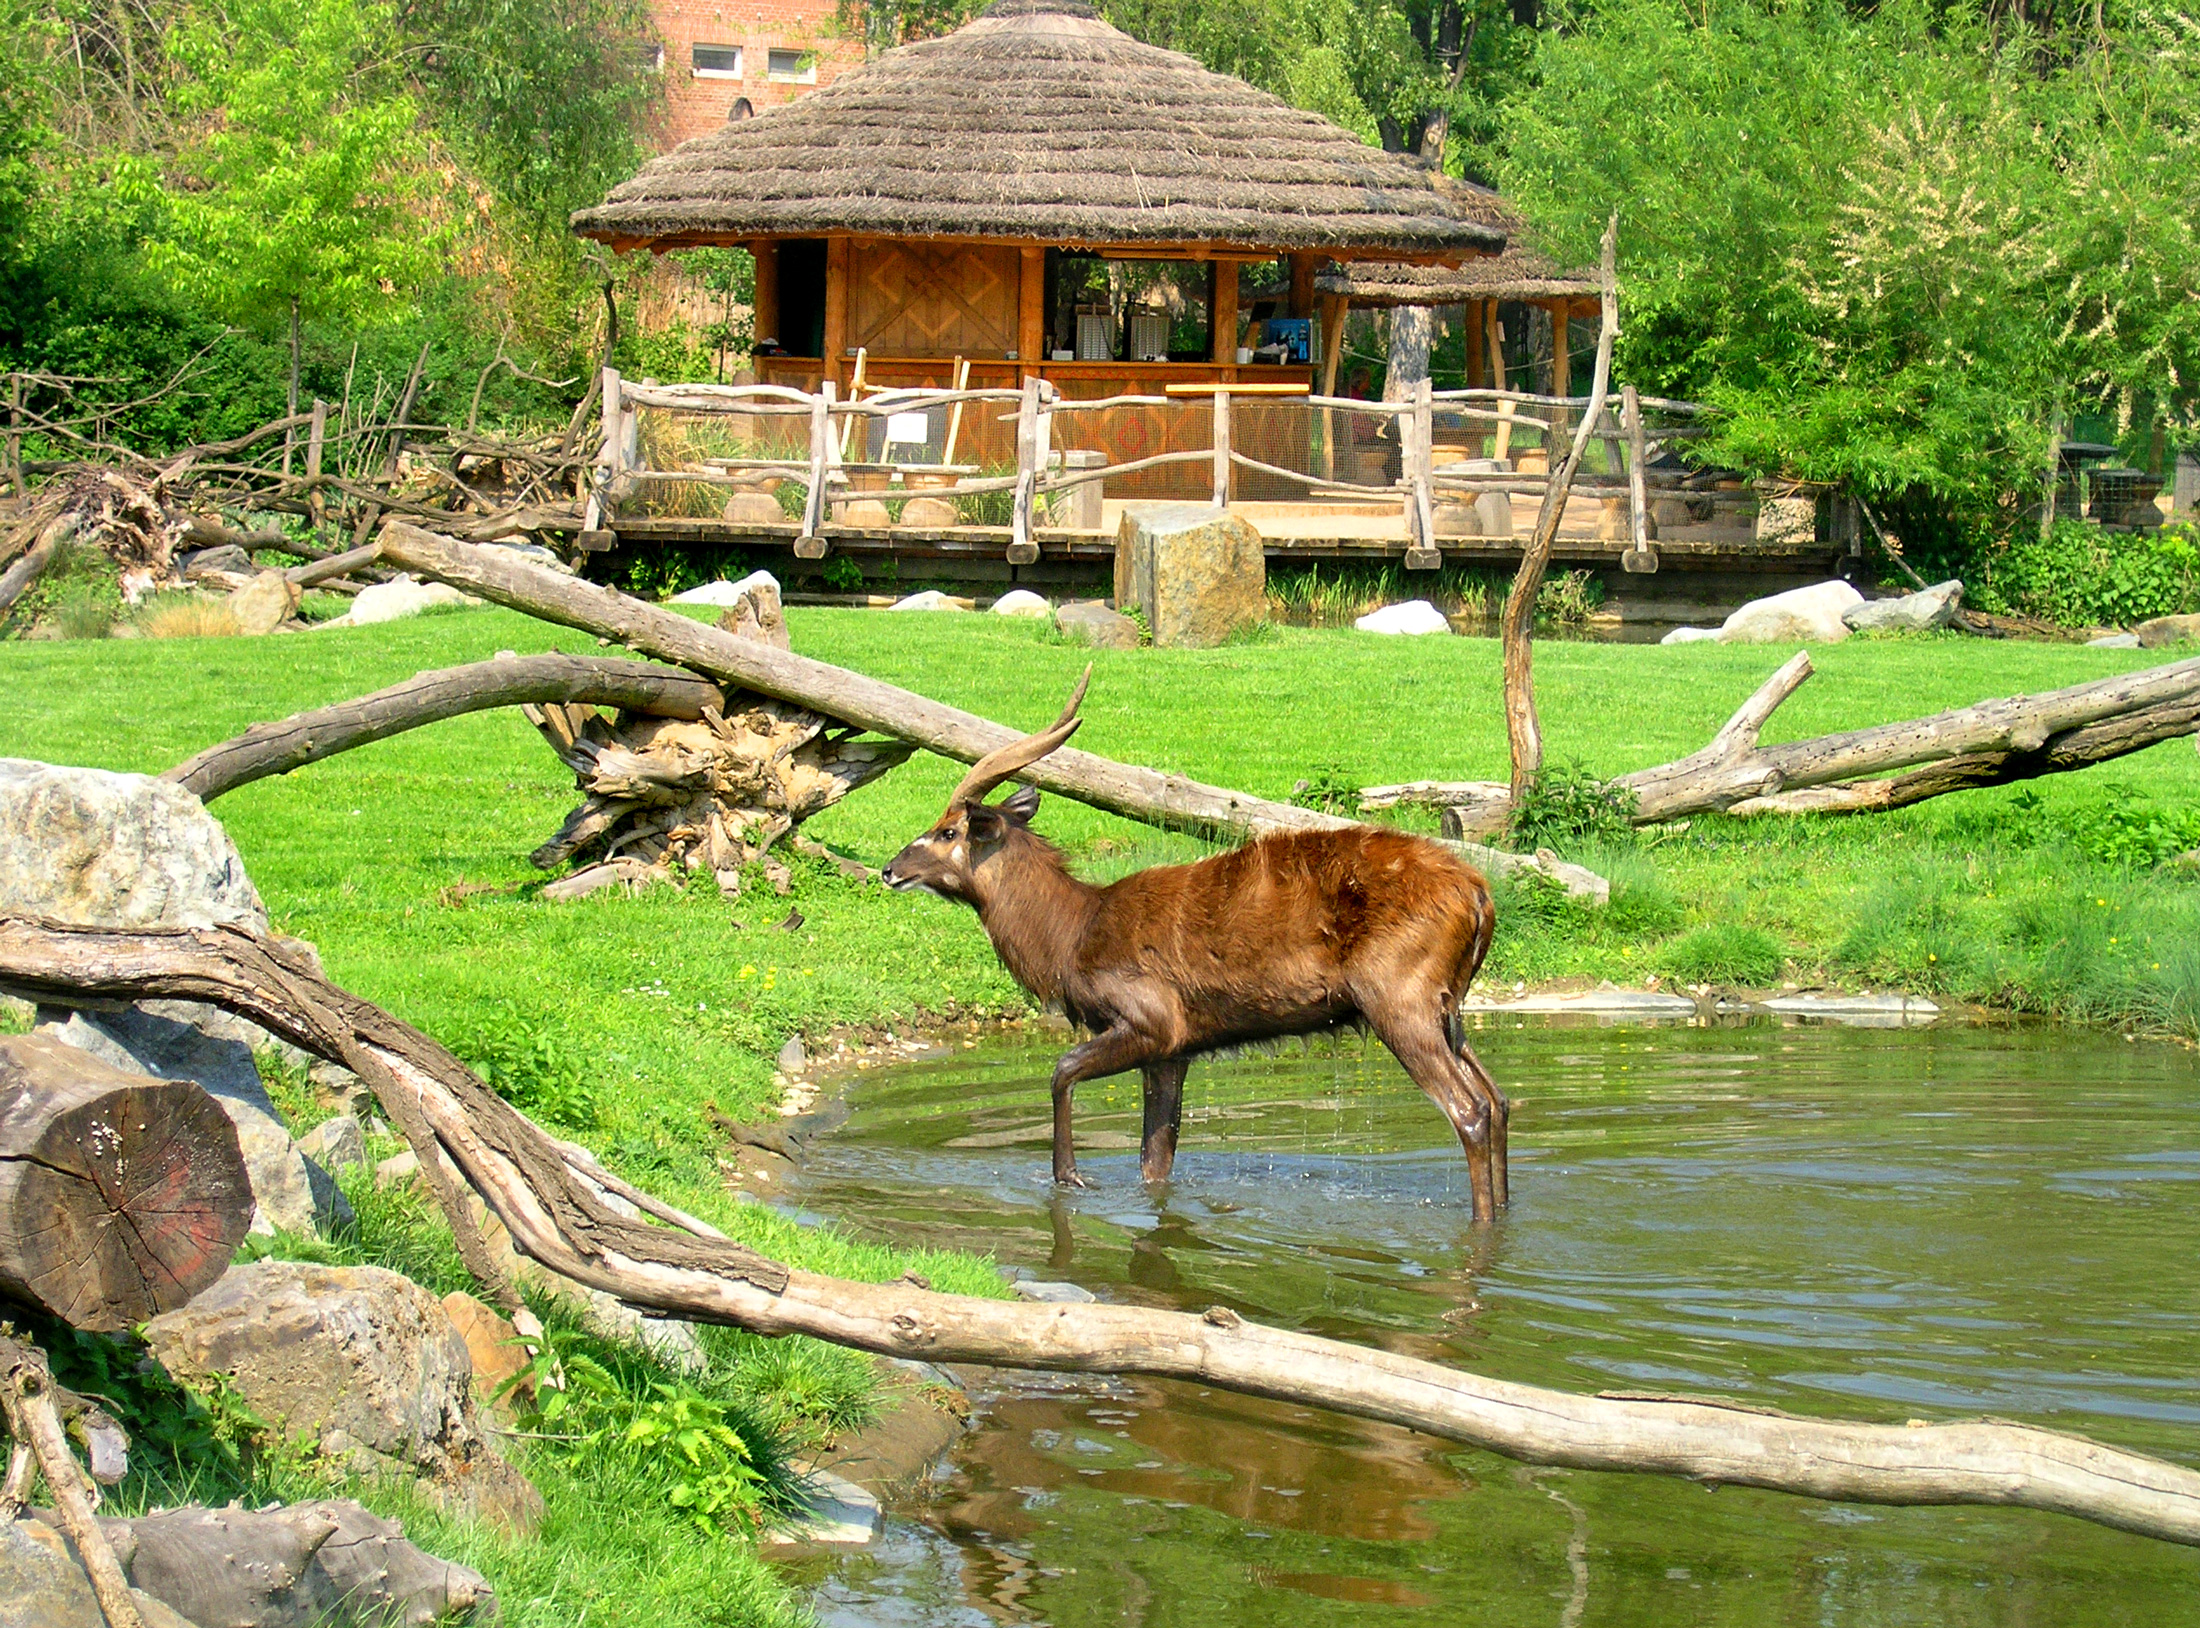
top-left (573, 0), bottom-right (1507, 259)
top-left (1316, 184), bottom-right (1594, 305)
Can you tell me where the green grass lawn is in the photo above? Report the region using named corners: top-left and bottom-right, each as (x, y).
top-left (3, 604), bottom-right (2196, 1626)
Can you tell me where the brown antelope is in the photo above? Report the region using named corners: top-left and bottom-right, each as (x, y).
top-left (881, 672), bottom-right (1511, 1219)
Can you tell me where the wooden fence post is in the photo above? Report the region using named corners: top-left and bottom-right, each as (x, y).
top-left (1211, 387), bottom-right (1231, 509)
top-left (797, 381), bottom-right (833, 558)
top-left (1621, 383), bottom-right (1658, 574)
top-left (1405, 377), bottom-right (1438, 569)
top-left (305, 399), bottom-right (328, 542)
top-left (1009, 376), bottom-right (1041, 565)
top-left (583, 367), bottom-right (622, 532)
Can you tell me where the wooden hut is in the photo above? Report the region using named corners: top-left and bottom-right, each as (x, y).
top-left (573, 0), bottom-right (1504, 490)
top-left (1314, 188), bottom-right (1598, 400)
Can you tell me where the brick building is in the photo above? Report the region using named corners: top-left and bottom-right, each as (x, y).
top-left (647, 0), bottom-right (863, 148)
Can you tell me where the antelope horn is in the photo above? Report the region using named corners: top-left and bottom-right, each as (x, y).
top-left (948, 666), bottom-right (1090, 808)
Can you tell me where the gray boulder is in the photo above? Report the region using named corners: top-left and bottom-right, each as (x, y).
top-left (1113, 503), bottom-right (1266, 648)
top-left (0, 1520), bottom-right (197, 1628)
top-left (1054, 600), bottom-right (1140, 649)
top-left (2134, 613), bottom-right (2200, 648)
top-left (2087, 632), bottom-right (2143, 648)
top-left (0, 759), bottom-right (264, 930)
top-left (1843, 579), bottom-right (1963, 633)
top-left (144, 1261), bottom-right (541, 1535)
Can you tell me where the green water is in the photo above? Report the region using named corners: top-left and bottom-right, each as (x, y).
top-left (778, 1020), bottom-right (2200, 1626)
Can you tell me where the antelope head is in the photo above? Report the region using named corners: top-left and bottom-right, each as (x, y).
top-left (881, 667), bottom-right (1088, 904)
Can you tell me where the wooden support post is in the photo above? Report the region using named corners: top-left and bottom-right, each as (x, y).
top-left (1405, 376), bottom-right (1438, 568)
top-left (1289, 252), bottom-right (1317, 319)
top-left (796, 381), bottom-right (832, 557)
top-left (583, 367), bottom-right (622, 531)
top-left (1621, 383), bottom-right (1657, 574)
top-left (1019, 246), bottom-right (1046, 381)
top-left (1010, 377), bottom-right (1041, 564)
top-left (752, 241), bottom-right (780, 350)
top-left (305, 398), bottom-right (328, 541)
top-left (1211, 387), bottom-right (1231, 508)
top-left (1317, 293), bottom-right (1348, 484)
top-left (942, 355), bottom-right (971, 466)
top-left (839, 348), bottom-right (867, 458)
top-left (823, 236), bottom-right (851, 388)
top-left (1210, 259), bottom-right (1239, 370)
top-left (1465, 301), bottom-right (1487, 398)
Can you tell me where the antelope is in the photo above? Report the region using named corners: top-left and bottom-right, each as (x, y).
top-left (880, 672), bottom-right (1511, 1219)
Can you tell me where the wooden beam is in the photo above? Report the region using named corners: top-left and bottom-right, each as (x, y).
top-left (823, 236), bottom-right (850, 387)
top-left (751, 241), bottom-right (780, 349)
top-left (1318, 295), bottom-right (1347, 399)
top-left (1019, 246), bottom-right (1046, 382)
top-left (1289, 252), bottom-right (1318, 319)
top-left (1210, 258), bottom-right (1239, 369)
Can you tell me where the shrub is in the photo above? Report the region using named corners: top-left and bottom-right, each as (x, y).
top-left (1974, 521), bottom-right (2200, 629)
top-left (1658, 922), bottom-right (1786, 986)
top-left (1509, 761), bottom-right (1637, 849)
top-left (454, 1006), bottom-right (599, 1129)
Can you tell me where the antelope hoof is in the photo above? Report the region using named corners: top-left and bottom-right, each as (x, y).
top-left (1054, 1169), bottom-right (1090, 1190)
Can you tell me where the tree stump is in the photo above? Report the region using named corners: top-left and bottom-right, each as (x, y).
top-left (0, 1034), bottom-right (253, 1331)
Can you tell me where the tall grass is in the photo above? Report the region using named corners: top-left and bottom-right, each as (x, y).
top-left (1265, 560), bottom-right (1603, 628)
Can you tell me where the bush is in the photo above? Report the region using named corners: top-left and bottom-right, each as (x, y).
top-left (1975, 521), bottom-right (2200, 629)
top-left (1658, 922), bottom-right (1787, 987)
top-left (1509, 761), bottom-right (1637, 849)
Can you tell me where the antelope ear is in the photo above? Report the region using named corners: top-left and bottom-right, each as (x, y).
top-left (999, 784), bottom-right (1040, 825)
top-left (964, 802), bottom-right (1008, 843)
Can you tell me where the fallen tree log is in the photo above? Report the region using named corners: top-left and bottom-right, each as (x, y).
top-left (0, 514), bottom-right (76, 619)
top-left (5, 917), bottom-right (2200, 1550)
top-left (0, 1334), bottom-right (142, 1628)
top-left (0, 1035), bottom-right (254, 1331)
top-left (375, 523), bottom-right (1606, 900)
top-left (163, 654), bottom-right (726, 803)
top-left (1361, 651), bottom-right (2200, 829)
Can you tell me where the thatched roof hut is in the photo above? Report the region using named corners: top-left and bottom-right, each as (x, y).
top-left (572, 0), bottom-right (1506, 260)
top-left (1313, 185), bottom-right (1593, 306)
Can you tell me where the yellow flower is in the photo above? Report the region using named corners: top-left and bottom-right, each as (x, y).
top-left (739, 964), bottom-right (756, 979)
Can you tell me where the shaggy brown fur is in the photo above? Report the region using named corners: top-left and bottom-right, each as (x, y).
top-left (884, 786), bottom-right (1508, 1217)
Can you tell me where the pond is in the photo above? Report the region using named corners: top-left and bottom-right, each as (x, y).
top-left (773, 1019), bottom-right (2200, 1626)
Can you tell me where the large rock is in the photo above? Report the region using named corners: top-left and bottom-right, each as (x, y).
top-left (228, 569), bottom-right (302, 635)
top-left (670, 569), bottom-right (780, 608)
top-left (0, 760), bottom-right (264, 930)
top-left (442, 1290), bottom-right (532, 1417)
top-left (322, 575), bottom-right (474, 628)
top-left (143, 1261), bottom-right (541, 1534)
top-left (1843, 579), bottom-right (1963, 633)
top-left (1353, 600), bottom-right (1451, 636)
top-left (1718, 580), bottom-right (1863, 644)
top-left (887, 589), bottom-right (965, 613)
top-left (1054, 600), bottom-right (1139, 649)
top-left (0, 760), bottom-right (344, 1235)
top-left (2134, 613), bottom-right (2200, 648)
top-left (1660, 625), bottom-right (1721, 645)
top-left (0, 1520), bottom-right (196, 1628)
top-left (990, 589), bottom-right (1051, 618)
top-left (1113, 503), bottom-right (1266, 649)
top-left (49, 1500), bottom-right (495, 1628)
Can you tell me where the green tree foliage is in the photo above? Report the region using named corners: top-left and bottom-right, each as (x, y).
top-left (404, 0), bottom-right (663, 234)
top-left (1499, 0), bottom-right (2200, 530)
top-left (134, 0), bottom-right (437, 339)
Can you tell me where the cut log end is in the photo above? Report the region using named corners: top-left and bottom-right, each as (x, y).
top-left (0, 1035), bottom-right (253, 1331)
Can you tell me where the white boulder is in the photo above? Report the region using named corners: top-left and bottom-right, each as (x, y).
top-left (889, 590), bottom-right (965, 612)
top-left (322, 575), bottom-right (476, 628)
top-left (1660, 626), bottom-right (1722, 645)
top-left (990, 589), bottom-right (1052, 618)
top-left (1353, 600), bottom-right (1452, 636)
top-left (670, 569), bottom-right (782, 607)
top-left (1718, 580), bottom-right (1863, 644)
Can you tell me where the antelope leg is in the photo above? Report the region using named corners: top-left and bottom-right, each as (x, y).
top-left (1457, 1038), bottom-right (1510, 1208)
top-left (1048, 1022), bottom-right (1163, 1187)
top-left (1140, 1058), bottom-right (1189, 1183)
top-left (1366, 1009), bottom-right (1496, 1221)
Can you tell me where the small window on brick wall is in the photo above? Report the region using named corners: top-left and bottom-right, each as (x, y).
top-left (766, 47), bottom-right (817, 83)
top-left (692, 43), bottom-right (743, 78)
